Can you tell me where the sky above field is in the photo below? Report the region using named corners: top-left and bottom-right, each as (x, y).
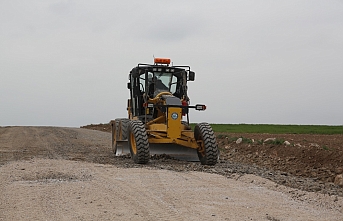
top-left (1, 1), bottom-right (343, 127)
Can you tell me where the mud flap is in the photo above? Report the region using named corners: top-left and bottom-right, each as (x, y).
top-left (115, 141), bottom-right (199, 162)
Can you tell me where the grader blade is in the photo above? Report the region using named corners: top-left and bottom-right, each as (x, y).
top-left (149, 144), bottom-right (199, 161)
top-left (115, 141), bottom-right (199, 162)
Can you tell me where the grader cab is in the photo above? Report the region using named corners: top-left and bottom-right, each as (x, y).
top-left (110, 58), bottom-right (218, 165)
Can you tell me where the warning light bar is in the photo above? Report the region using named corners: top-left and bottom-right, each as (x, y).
top-left (154, 58), bottom-right (171, 65)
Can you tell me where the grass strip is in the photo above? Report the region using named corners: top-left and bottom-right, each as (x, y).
top-left (190, 124), bottom-right (343, 134)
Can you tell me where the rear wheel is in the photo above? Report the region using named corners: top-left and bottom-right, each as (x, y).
top-left (194, 123), bottom-right (218, 165)
top-left (112, 118), bottom-right (129, 154)
top-left (128, 120), bottom-right (150, 164)
top-left (111, 121), bottom-right (118, 154)
top-left (118, 118), bottom-right (129, 140)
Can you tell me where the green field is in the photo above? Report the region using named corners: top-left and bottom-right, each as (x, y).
top-left (190, 124), bottom-right (343, 135)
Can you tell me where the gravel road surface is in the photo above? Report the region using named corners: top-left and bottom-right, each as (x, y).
top-left (0, 126), bottom-right (342, 220)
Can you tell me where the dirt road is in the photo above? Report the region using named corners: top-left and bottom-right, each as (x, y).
top-left (1, 126), bottom-right (342, 220)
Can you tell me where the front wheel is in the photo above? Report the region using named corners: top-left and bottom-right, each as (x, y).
top-left (194, 123), bottom-right (218, 165)
top-left (128, 120), bottom-right (150, 164)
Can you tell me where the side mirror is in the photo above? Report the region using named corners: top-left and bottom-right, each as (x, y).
top-left (188, 71), bottom-right (195, 81)
top-left (127, 82), bottom-right (131, 89)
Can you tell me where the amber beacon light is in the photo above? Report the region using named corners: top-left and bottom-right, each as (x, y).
top-left (154, 58), bottom-right (171, 65)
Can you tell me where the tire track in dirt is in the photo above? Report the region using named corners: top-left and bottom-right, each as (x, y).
top-left (0, 126), bottom-right (112, 166)
top-left (93, 165), bottom-right (185, 221)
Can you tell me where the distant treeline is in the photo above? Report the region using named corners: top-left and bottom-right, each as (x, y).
top-left (190, 124), bottom-right (343, 134)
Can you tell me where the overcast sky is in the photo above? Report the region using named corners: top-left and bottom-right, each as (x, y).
top-left (1, 0), bottom-right (342, 127)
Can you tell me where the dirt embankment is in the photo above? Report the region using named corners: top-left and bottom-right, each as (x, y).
top-left (0, 126), bottom-right (343, 221)
top-left (82, 123), bottom-right (343, 193)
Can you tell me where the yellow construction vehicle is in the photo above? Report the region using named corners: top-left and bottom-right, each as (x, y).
top-left (110, 58), bottom-right (218, 165)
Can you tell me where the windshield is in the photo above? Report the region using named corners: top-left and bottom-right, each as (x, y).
top-left (139, 72), bottom-right (178, 97)
top-left (153, 72), bottom-right (177, 93)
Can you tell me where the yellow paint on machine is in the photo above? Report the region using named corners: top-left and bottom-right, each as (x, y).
top-left (167, 107), bottom-right (182, 139)
top-left (148, 124), bottom-right (167, 131)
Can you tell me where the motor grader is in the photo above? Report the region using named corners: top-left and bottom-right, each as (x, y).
top-left (110, 58), bottom-right (218, 165)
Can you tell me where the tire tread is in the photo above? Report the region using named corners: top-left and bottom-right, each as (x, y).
top-left (129, 120), bottom-right (150, 164)
top-left (195, 122), bottom-right (218, 165)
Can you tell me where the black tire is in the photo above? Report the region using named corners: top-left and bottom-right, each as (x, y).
top-left (118, 118), bottom-right (130, 140)
top-left (111, 118), bottom-right (130, 154)
top-left (128, 120), bottom-right (150, 164)
top-left (111, 120), bottom-right (119, 154)
top-left (194, 123), bottom-right (218, 165)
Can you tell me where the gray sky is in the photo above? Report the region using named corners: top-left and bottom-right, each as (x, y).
top-left (1, 0), bottom-right (342, 127)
